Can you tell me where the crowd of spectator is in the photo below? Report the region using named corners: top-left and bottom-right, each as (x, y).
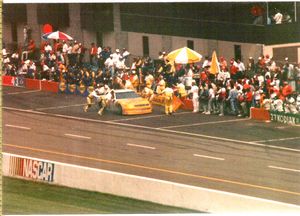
top-left (2, 39), bottom-right (300, 116)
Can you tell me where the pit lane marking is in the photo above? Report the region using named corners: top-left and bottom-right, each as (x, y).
top-left (5, 90), bottom-right (41, 95)
top-left (35, 104), bottom-right (86, 111)
top-left (110, 111), bottom-right (191, 122)
top-left (4, 106), bottom-right (300, 153)
top-left (127, 143), bottom-right (156, 150)
top-left (160, 118), bottom-right (250, 129)
top-left (268, 165), bottom-right (300, 173)
top-left (5, 124), bottom-right (31, 130)
top-left (193, 154), bottom-right (225, 161)
top-left (252, 137), bottom-right (300, 143)
top-left (64, 134), bottom-right (91, 140)
top-left (4, 143), bottom-right (300, 197)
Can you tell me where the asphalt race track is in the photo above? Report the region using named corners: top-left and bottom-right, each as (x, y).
top-left (2, 86), bottom-right (300, 207)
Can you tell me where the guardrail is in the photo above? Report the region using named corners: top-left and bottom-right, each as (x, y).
top-left (3, 153), bottom-right (300, 213)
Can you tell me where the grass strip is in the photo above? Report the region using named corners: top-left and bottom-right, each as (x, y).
top-left (3, 177), bottom-right (201, 214)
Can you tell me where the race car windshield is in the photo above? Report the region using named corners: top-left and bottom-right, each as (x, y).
top-left (116, 91), bottom-right (140, 99)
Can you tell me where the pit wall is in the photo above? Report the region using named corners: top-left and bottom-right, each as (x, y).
top-left (2, 75), bottom-right (194, 110)
top-left (250, 107), bottom-right (300, 125)
top-left (3, 153), bottom-right (300, 213)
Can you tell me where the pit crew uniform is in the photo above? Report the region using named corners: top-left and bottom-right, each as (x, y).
top-left (162, 87), bottom-right (174, 115)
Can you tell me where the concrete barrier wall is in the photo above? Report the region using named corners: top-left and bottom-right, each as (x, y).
top-left (3, 153), bottom-right (300, 213)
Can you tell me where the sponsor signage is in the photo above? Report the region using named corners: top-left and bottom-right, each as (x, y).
top-left (270, 111), bottom-right (300, 125)
top-left (14, 75), bottom-right (25, 87)
top-left (9, 156), bottom-right (55, 182)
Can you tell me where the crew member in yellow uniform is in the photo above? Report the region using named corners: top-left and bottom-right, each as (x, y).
top-left (141, 84), bottom-right (154, 104)
top-left (98, 88), bottom-right (114, 116)
top-left (161, 84), bottom-right (174, 115)
top-left (130, 70), bottom-right (139, 92)
top-left (176, 82), bottom-right (187, 99)
top-left (83, 84), bottom-right (109, 115)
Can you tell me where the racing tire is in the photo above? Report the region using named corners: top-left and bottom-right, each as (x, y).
top-left (116, 104), bottom-right (123, 115)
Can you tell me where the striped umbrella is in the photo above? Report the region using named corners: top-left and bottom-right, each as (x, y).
top-left (166, 47), bottom-right (202, 64)
top-left (42, 31), bottom-right (73, 40)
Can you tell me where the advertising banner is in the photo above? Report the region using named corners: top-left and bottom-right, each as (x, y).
top-left (250, 108), bottom-right (271, 121)
top-left (152, 95), bottom-right (183, 111)
top-left (9, 155), bottom-right (55, 182)
top-left (14, 75), bottom-right (25, 87)
top-left (41, 80), bottom-right (59, 93)
top-left (25, 78), bottom-right (41, 90)
top-left (2, 76), bottom-right (15, 86)
top-left (270, 111), bottom-right (300, 125)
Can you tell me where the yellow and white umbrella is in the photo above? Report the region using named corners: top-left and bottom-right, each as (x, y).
top-left (166, 47), bottom-right (202, 64)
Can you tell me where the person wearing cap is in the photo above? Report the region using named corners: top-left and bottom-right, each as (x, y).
top-left (104, 54), bottom-right (115, 77)
top-left (216, 84), bottom-right (227, 116)
top-left (156, 75), bottom-right (166, 94)
top-left (283, 57), bottom-right (296, 90)
top-left (190, 80), bottom-right (199, 113)
top-left (130, 70), bottom-right (139, 92)
top-left (83, 83), bottom-right (110, 115)
top-left (219, 56), bottom-right (227, 71)
top-left (281, 81), bottom-right (293, 99)
top-left (141, 84), bottom-right (154, 104)
top-left (236, 59), bottom-right (245, 80)
top-left (90, 43), bottom-right (98, 66)
top-left (229, 59), bottom-right (239, 80)
top-left (112, 49), bottom-right (121, 65)
top-left (273, 9), bottom-right (283, 24)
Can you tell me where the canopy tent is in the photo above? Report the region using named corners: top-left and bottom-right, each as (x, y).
top-left (166, 47), bottom-right (202, 64)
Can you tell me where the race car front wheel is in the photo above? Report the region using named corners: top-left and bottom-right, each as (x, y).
top-left (116, 104), bottom-right (123, 115)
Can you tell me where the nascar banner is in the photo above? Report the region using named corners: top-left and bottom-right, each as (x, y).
top-left (9, 155), bottom-right (55, 182)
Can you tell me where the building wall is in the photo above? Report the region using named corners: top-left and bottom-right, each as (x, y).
top-left (3, 3), bottom-right (297, 64)
top-left (263, 42), bottom-right (300, 64)
top-left (124, 31), bottom-right (263, 62)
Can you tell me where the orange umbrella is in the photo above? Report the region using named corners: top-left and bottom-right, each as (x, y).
top-left (210, 51), bottom-right (220, 75)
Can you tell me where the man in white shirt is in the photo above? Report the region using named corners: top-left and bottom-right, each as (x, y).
top-left (273, 9), bottom-right (283, 24)
top-left (190, 81), bottom-right (199, 112)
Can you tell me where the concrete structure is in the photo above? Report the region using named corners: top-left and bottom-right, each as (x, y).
top-left (5, 3), bottom-right (300, 64)
top-left (3, 153), bottom-right (300, 213)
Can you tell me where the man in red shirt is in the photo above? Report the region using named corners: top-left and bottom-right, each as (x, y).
top-left (90, 43), bottom-right (97, 65)
top-left (239, 87), bottom-right (253, 117)
top-left (230, 59), bottom-right (239, 80)
top-left (281, 81), bottom-right (293, 100)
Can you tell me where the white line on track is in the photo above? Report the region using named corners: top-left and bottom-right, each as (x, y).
top-left (6, 90), bottom-right (41, 95)
top-left (193, 154), bottom-right (225, 161)
top-left (4, 106), bottom-right (300, 153)
top-left (252, 137), bottom-right (300, 143)
top-left (64, 134), bottom-right (91, 139)
top-left (111, 111), bottom-right (192, 122)
top-left (5, 124), bottom-right (31, 130)
top-left (268, 165), bottom-right (300, 173)
top-left (160, 118), bottom-right (250, 129)
top-left (127, 143), bottom-right (156, 150)
top-left (35, 104), bottom-right (86, 111)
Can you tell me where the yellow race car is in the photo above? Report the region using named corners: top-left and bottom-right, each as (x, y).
top-left (107, 89), bottom-right (152, 115)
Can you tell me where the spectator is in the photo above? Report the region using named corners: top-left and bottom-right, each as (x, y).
top-left (190, 80), bottom-right (199, 113)
top-left (273, 9), bottom-right (283, 24)
top-left (90, 43), bottom-right (97, 65)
